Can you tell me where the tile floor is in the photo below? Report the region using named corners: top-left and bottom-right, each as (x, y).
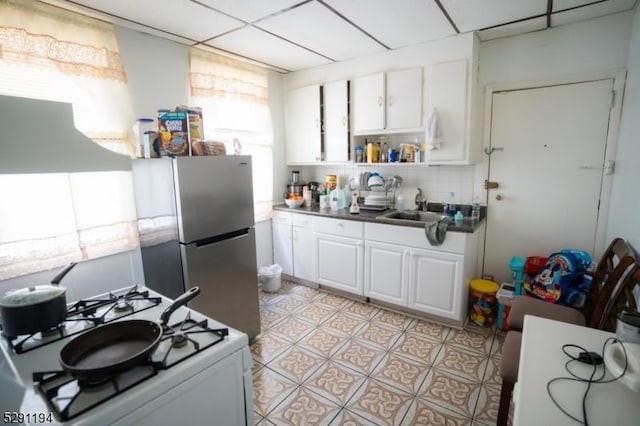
top-left (251, 280), bottom-right (512, 425)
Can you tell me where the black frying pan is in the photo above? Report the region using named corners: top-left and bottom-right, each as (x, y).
top-left (59, 287), bottom-right (200, 381)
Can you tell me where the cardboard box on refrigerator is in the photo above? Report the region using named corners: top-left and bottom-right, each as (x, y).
top-left (157, 110), bottom-right (190, 156)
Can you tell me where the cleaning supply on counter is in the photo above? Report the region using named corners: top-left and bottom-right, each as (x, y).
top-left (454, 211), bottom-right (464, 224)
top-left (471, 202), bottom-right (481, 220)
top-left (349, 192), bottom-right (360, 214)
top-left (445, 192), bottom-right (456, 217)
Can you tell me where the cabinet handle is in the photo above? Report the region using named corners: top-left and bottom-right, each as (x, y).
top-left (378, 96), bottom-right (383, 107)
top-left (315, 118), bottom-right (319, 128)
top-left (336, 222), bottom-right (344, 227)
top-left (388, 96), bottom-right (394, 107)
top-left (342, 116), bottom-right (346, 126)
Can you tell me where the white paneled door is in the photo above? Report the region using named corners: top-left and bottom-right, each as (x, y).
top-left (484, 79), bottom-right (614, 282)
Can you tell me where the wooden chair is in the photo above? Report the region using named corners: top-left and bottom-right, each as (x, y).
top-left (496, 238), bottom-right (637, 426)
top-left (598, 264), bottom-right (640, 332)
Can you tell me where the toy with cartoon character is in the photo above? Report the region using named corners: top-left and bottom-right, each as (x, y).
top-left (469, 278), bottom-right (499, 327)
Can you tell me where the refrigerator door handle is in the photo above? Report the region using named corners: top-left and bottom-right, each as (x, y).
top-left (194, 228), bottom-right (250, 248)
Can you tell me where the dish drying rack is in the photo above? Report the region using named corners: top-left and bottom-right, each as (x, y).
top-left (350, 174), bottom-right (402, 211)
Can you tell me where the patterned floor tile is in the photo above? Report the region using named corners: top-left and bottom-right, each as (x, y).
top-left (297, 326), bottom-right (351, 358)
top-left (433, 344), bottom-right (489, 382)
top-left (370, 353), bottom-right (431, 395)
top-left (304, 360), bottom-right (367, 406)
top-left (269, 345), bottom-right (327, 384)
top-left (418, 368), bottom-right (482, 418)
top-left (471, 384), bottom-right (501, 425)
top-left (406, 319), bottom-right (451, 342)
top-left (250, 332), bottom-right (292, 364)
top-left (353, 321), bottom-right (403, 351)
top-left (259, 289), bottom-right (284, 304)
top-left (401, 396), bottom-right (471, 426)
top-left (253, 358), bottom-right (264, 375)
top-left (445, 328), bottom-right (494, 356)
top-left (389, 332), bottom-right (443, 365)
top-left (293, 302), bottom-right (338, 325)
top-left (252, 367), bottom-right (298, 417)
top-left (482, 356), bottom-right (501, 387)
top-left (329, 409), bottom-right (380, 426)
top-left (491, 330), bottom-right (506, 359)
top-left (314, 291), bottom-right (353, 310)
top-left (267, 294), bottom-right (307, 314)
top-left (332, 338), bottom-right (387, 375)
top-left (373, 309), bottom-right (415, 331)
top-left (343, 300), bottom-right (380, 320)
top-left (346, 379), bottom-right (414, 426)
top-left (259, 305), bottom-right (290, 330)
top-left (268, 316), bottom-right (317, 343)
top-left (289, 283), bottom-right (320, 300)
top-left (267, 386), bottom-right (341, 426)
top-left (323, 311), bottom-right (368, 337)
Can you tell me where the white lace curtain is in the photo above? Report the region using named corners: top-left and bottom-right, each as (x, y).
top-left (0, 0), bottom-right (135, 156)
top-left (189, 49), bottom-right (274, 222)
top-left (0, 0), bottom-right (138, 280)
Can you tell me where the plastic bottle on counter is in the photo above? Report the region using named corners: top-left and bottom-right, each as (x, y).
top-left (445, 192), bottom-right (456, 217)
top-left (454, 211), bottom-right (464, 224)
top-left (349, 192), bottom-right (360, 214)
top-left (472, 201), bottom-right (481, 220)
top-left (395, 194), bottom-right (405, 212)
top-left (303, 186), bottom-right (312, 207)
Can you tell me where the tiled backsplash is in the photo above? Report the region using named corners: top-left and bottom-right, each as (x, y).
top-left (288, 164), bottom-right (476, 207)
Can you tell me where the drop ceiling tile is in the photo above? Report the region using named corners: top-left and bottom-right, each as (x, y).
top-left (553, 0), bottom-right (636, 12)
top-left (196, 0), bottom-right (305, 23)
top-left (70, 0), bottom-right (243, 41)
top-left (254, 1), bottom-right (386, 62)
top-left (322, 0), bottom-right (455, 49)
top-left (552, 0), bottom-right (637, 26)
top-left (206, 26), bottom-right (332, 72)
top-left (477, 16), bottom-right (547, 41)
top-left (440, 0), bottom-right (547, 32)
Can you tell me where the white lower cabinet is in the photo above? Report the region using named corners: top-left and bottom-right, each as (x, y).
top-left (407, 248), bottom-right (464, 321)
top-left (313, 217), bottom-right (364, 295)
top-left (272, 212), bottom-right (293, 276)
top-left (364, 222), bottom-right (477, 326)
top-left (364, 241), bottom-right (409, 306)
top-left (272, 211), bottom-right (315, 280)
top-left (292, 214), bottom-right (314, 281)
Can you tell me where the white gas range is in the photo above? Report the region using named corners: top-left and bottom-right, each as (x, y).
top-left (0, 286), bottom-right (254, 425)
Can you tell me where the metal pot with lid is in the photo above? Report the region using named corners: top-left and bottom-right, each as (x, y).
top-left (0, 262), bottom-right (77, 338)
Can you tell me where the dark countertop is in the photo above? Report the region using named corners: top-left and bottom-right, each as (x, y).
top-left (273, 202), bottom-right (486, 233)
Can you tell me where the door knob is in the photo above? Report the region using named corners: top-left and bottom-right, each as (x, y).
top-left (496, 194), bottom-right (503, 201)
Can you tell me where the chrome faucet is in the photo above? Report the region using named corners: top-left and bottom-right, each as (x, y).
top-left (415, 188), bottom-right (427, 211)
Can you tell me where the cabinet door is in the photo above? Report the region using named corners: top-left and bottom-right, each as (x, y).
top-left (324, 80), bottom-right (349, 162)
top-left (272, 222), bottom-right (293, 276)
top-left (408, 248), bottom-right (464, 321)
top-left (386, 68), bottom-right (423, 130)
top-left (364, 240), bottom-right (409, 306)
top-left (427, 60), bottom-right (468, 162)
top-left (293, 226), bottom-right (315, 281)
top-left (315, 233), bottom-right (363, 295)
top-left (285, 84), bottom-right (321, 163)
top-left (353, 72), bottom-right (385, 132)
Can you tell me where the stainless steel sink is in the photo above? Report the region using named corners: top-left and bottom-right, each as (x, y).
top-left (376, 210), bottom-right (449, 223)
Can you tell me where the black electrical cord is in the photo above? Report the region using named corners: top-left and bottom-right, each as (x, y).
top-left (546, 337), bottom-right (629, 426)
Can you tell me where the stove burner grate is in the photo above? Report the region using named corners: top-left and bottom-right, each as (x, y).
top-left (3, 285), bottom-right (161, 354)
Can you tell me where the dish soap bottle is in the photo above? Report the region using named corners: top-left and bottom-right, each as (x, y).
top-left (454, 210), bottom-right (464, 224)
top-left (349, 192), bottom-right (360, 214)
top-left (445, 192), bottom-right (456, 217)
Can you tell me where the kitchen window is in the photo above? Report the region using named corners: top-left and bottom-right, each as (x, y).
top-left (0, 0), bottom-right (138, 280)
top-left (189, 49), bottom-right (273, 222)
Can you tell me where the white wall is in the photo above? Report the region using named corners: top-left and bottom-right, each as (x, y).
top-left (477, 11), bottom-right (635, 256)
top-left (607, 8), bottom-right (640, 252)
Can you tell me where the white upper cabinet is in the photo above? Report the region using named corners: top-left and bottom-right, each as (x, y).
top-left (353, 68), bottom-right (422, 134)
top-left (285, 84), bottom-right (321, 163)
top-left (353, 72), bottom-right (385, 133)
top-left (386, 68), bottom-right (423, 130)
top-left (427, 59), bottom-right (473, 164)
top-left (324, 79), bottom-right (350, 162)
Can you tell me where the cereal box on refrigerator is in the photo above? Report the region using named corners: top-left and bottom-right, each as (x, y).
top-left (157, 110), bottom-right (189, 156)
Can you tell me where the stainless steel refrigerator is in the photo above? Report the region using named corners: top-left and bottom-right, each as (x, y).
top-left (131, 156), bottom-right (260, 340)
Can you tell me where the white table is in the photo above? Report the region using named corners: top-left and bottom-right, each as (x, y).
top-left (514, 315), bottom-right (640, 426)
